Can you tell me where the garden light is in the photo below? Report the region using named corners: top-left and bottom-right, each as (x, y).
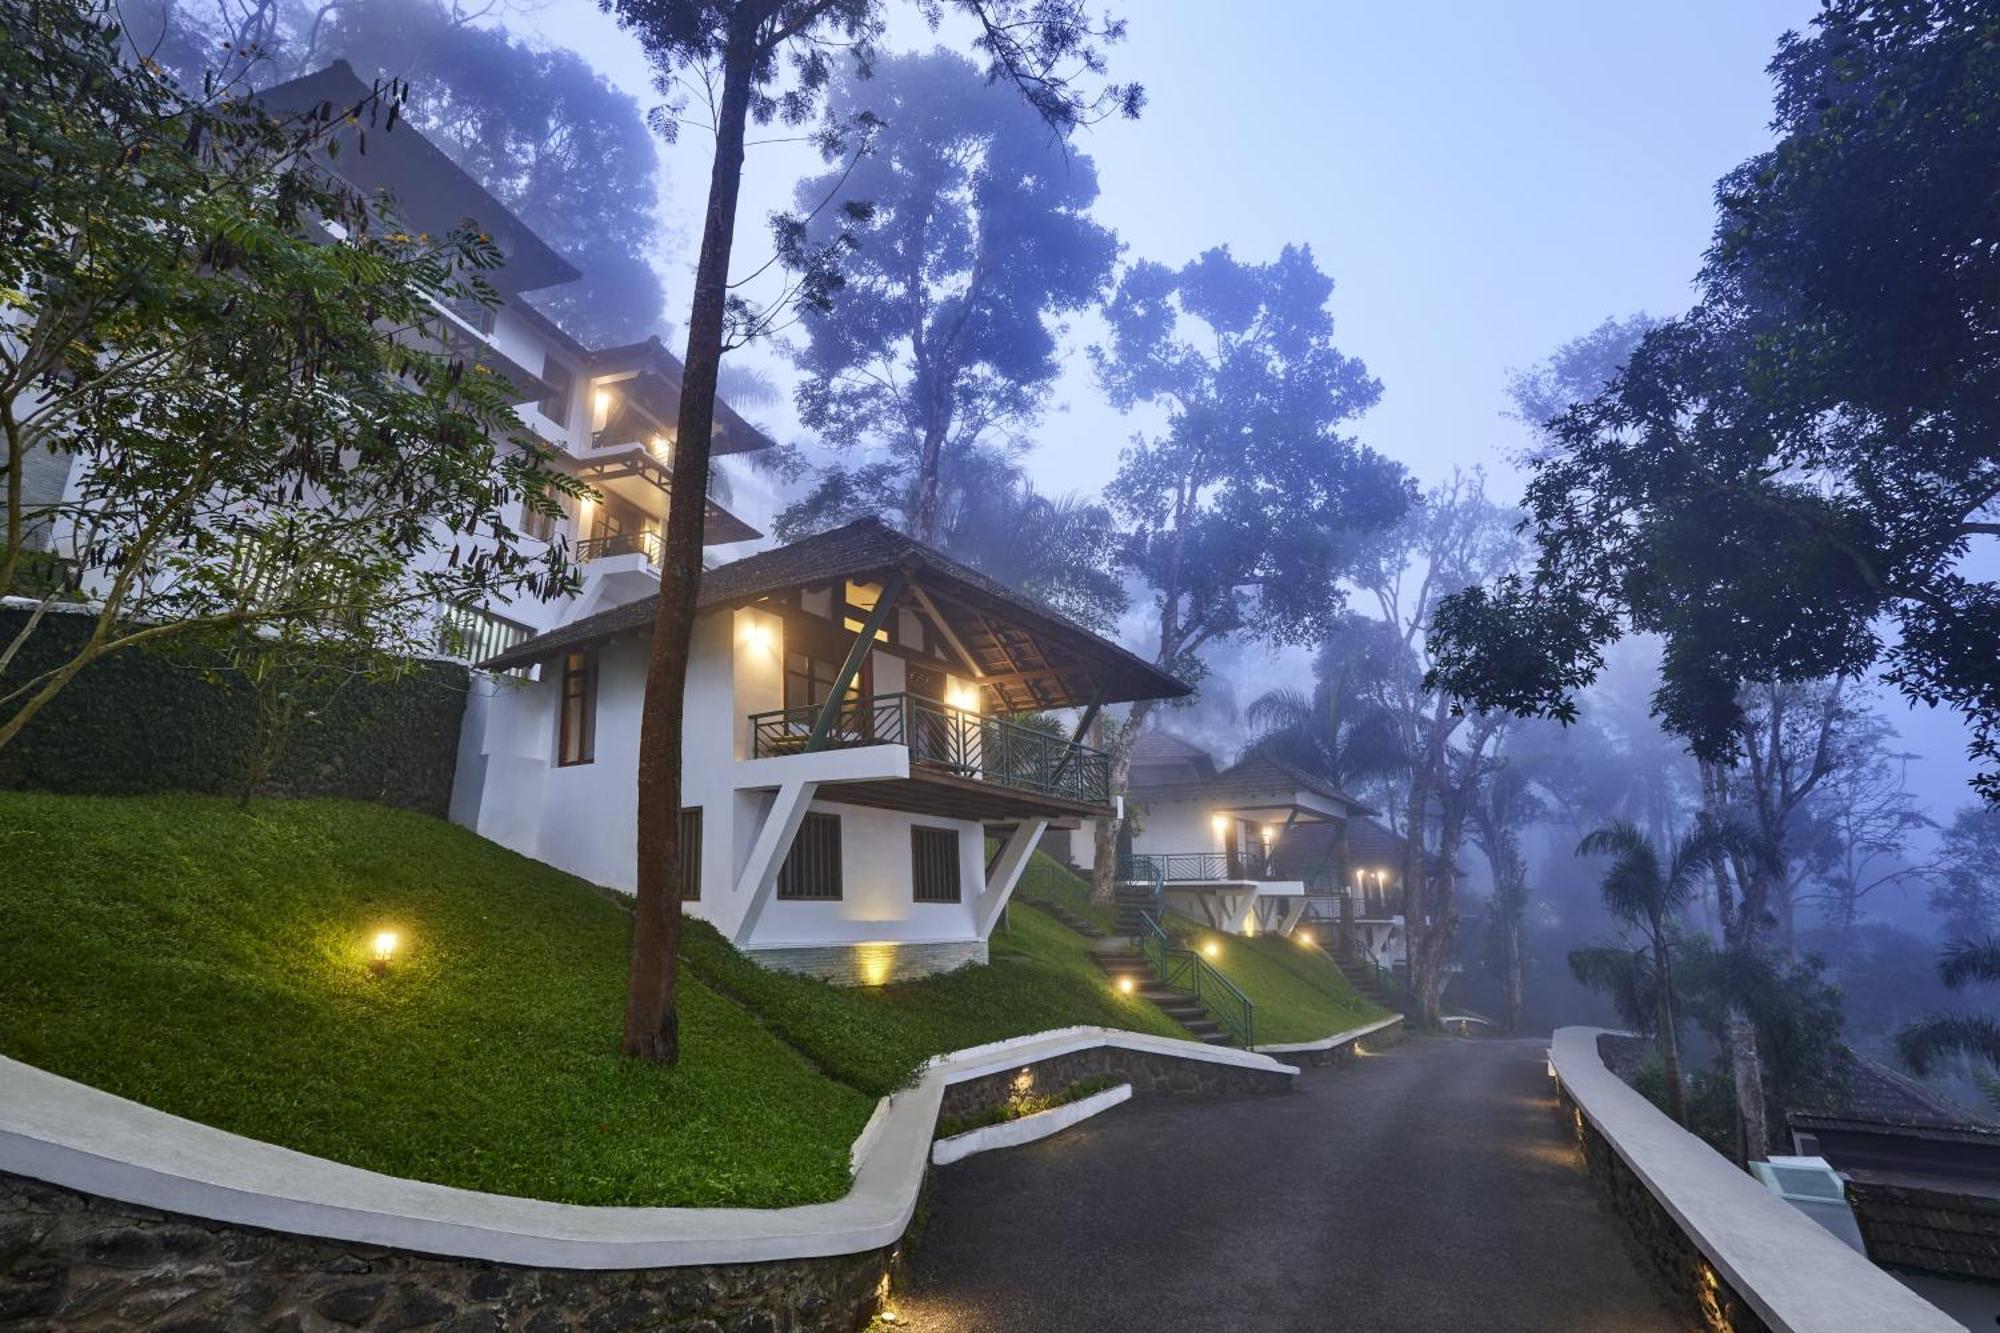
top-left (370, 929), bottom-right (399, 974)
top-left (1202, 940), bottom-right (1219, 959)
top-left (1117, 976), bottom-right (1135, 994)
top-left (1296, 929), bottom-right (1315, 948)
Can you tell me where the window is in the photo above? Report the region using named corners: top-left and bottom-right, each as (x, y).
top-left (778, 812), bottom-right (842, 900)
top-left (557, 650), bottom-right (596, 766)
top-left (911, 826), bottom-right (962, 903)
top-left (539, 355), bottom-right (575, 426)
top-left (679, 807), bottom-right (702, 901)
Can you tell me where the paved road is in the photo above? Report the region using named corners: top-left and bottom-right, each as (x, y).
top-left (891, 1037), bottom-right (1680, 1332)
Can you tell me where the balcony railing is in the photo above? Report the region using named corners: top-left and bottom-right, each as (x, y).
top-left (577, 530), bottom-right (663, 566)
top-left (747, 691), bottom-right (1111, 806)
top-left (1118, 849), bottom-right (1275, 884)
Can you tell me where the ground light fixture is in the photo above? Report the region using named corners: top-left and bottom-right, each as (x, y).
top-left (1116, 975), bottom-right (1136, 994)
top-left (1296, 928), bottom-right (1316, 947)
top-left (1202, 940), bottom-right (1220, 959)
top-left (370, 929), bottom-right (400, 975)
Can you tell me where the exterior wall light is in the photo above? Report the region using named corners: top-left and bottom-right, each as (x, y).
top-left (370, 929), bottom-right (399, 975)
top-left (945, 681), bottom-right (980, 713)
top-left (743, 619), bottom-right (775, 653)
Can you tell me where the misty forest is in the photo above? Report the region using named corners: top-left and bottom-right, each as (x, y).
top-left (3, 1), bottom-right (2000, 1322)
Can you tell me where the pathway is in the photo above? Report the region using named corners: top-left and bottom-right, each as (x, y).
top-left (890, 1036), bottom-right (1679, 1332)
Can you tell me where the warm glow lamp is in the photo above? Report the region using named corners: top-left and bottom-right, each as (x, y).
top-left (370, 929), bottom-right (399, 975)
top-left (1117, 976), bottom-right (1135, 994)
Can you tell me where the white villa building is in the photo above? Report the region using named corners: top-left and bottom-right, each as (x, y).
top-left (460, 519), bottom-right (1189, 983)
top-left (19, 63), bottom-right (1199, 986)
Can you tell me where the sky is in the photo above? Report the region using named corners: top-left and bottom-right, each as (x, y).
top-left (504, 0), bottom-right (1984, 841)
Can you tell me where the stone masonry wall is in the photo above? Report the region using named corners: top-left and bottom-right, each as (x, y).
top-left (0, 1174), bottom-right (891, 1333)
top-left (1559, 1086), bottom-right (1772, 1333)
top-left (747, 940), bottom-right (986, 986)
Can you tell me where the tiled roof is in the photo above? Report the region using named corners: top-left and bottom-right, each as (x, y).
top-left (479, 518), bottom-right (1191, 708)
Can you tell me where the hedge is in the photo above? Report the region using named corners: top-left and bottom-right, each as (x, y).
top-left (0, 605), bottom-right (469, 815)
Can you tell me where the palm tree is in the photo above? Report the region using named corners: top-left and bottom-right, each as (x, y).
top-left (1245, 620), bottom-right (1410, 795)
top-left (1897, 936), bottom-right (2000, 1078)
top-left (1576, 820), bottom-right (1733, 1125)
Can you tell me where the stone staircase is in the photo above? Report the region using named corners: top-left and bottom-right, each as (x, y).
top-left (1112, 886), bottom-right (1157, 938)
top-left (1034, 900), bottom-right (1105, 940)
top-left (1326, 943), bottom-right (1413, 1018)
top-left (1089, 945), bottom-right (1236, 1046)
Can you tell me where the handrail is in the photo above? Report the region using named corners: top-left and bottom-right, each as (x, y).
top-left (1120, 850), bottom-right (1275, 883)
top-left (577, 530), bottom-right (663, 566)
top-left (746, 692), bottom-right (1113, 805)
top-left (1134, 910), bottom-right (1255, 1048)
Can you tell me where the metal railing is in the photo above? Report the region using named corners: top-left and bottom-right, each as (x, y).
top-left (747, 692), bottom-right (1112, 805)
top-left (577, 530), bottom-right (663, 566)
top-left (1117, 850), bottom-right (1275, 884)
top-left (1136, 910), bottom-right (1254, 1048)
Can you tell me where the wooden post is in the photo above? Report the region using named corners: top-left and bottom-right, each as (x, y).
top-left (805, 569), bottom-right (907, 753)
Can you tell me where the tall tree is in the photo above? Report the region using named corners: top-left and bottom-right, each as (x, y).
top-left (1794, 720), bottom-right (1930, 956)
top-left (1353, 470), bottom-right (1523, 1025)
top-left (785, 47), bottom-right (1119, 543)
top-left (604, 0), bottom-right (1141, 1064)
top-left (138, 0), bottom-right (672, 343)
top-left (1087, 243), bottom-right (1410, 906)
top-left (1469, 731), bottom-right (1539, 1035)
top-left (1, 0), bottom-right (576, 747)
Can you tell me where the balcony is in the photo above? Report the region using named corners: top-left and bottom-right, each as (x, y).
top-left (747, 692), bottom-right (1111, 812)
top-left (577, 530), bottom-right (663, 567)
top-left (1118, 850), bottom-right (1276, 884)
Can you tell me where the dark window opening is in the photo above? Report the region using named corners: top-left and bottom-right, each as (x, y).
top-left (540, 356), bottom-right (575, 426)
top-left (679, 806), bottom-right (702, 901)
top-left (912, 826), bottom-right (962, 903)
top-left (778, 812), bottom-right (842, 900)
top-left (557, 650), bottom-right (596, 766)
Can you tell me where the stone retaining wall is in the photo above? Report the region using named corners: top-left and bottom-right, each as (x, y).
top-left (1270, 1016), bottom-right (1405, 1069)
top-left (1559, 1084), bottom-right (1773, 1332)
top-left (747, 940), bottom-right (986, 985)
top-left (0, 1173), bottom-right (890, 1333)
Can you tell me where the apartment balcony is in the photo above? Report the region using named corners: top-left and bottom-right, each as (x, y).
top-left (1117, 850), bottom-right (1278, 885)
top-left (577, 530), bottom-right (663, 567)
top-left (746, 692), bottom-right (1112, 820)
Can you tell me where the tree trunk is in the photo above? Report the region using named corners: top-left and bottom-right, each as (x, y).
top-left (1501, 901), bottom-right (1523, 1035)
top-left (624, 26), bottom-right (756, 1065)
top-left (909, 414), bottom-right (950, 545)
top-left (1656, 939), bottom-right (1687, 1126)
top-left (1090, 701), bottom-right (1153, 907)
top-left (1727, 1002), bottom-right (1770, 1164)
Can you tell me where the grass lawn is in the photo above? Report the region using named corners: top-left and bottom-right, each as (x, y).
top-left (1009, 851), bottom-right (1121, 934)
top-left (0, 792), bottom-right (1181, 1208)
top-left (1168, 918), bottom-right (1388, 1045)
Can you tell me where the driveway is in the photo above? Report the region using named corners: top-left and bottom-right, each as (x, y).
top-left (890, 1036), bottom-right (1679, 1332)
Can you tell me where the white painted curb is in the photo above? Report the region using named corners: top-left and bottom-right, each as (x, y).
top-left (930, 1083), bottom-right (1132, 1167)
top-left (1550, 1027), bottom-right (1957, 1333)
top-left (1252, 1013), bottom-right (1402, 1055)
top-left (0, 1026), bottom-right (1293, 1270)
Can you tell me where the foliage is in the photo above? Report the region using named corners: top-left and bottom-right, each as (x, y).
top-left (0, 0), bottom-right (578, 751)
top-left (0, 608), bottom-right (466, 813)
top-left (0, 792), bottom-right (875, 1207)
top-left (138, 0), bottom-right (670, 343)
top-left (1931, 806), bottom-right (2000, 939)
top-left (1503, 312), bottom-right (1660, 449)
top-left (1793, 713), bottom-right (1930, 944)
top-left (1897, 936), bottom-right (2000, 1080)
top-left (1675, 934), bottom-right (1848, 1147)
top-left (933, 1073), bottom-right (1121, 1138)
top-left (785, 48), bottom-right (1119, 543)
top-left (1096, 243), bottom-right (1407, 685)
top-left (1244, 615), bottom-right (1411, 796)
top-left (1429, 1), bottom-right (2000, 802)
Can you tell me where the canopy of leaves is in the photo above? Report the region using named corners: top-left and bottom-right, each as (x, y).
top-left (1429, 1), bottom-right (2000, 799)
top-left (1096, 244), bottom-right (1410, 677)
